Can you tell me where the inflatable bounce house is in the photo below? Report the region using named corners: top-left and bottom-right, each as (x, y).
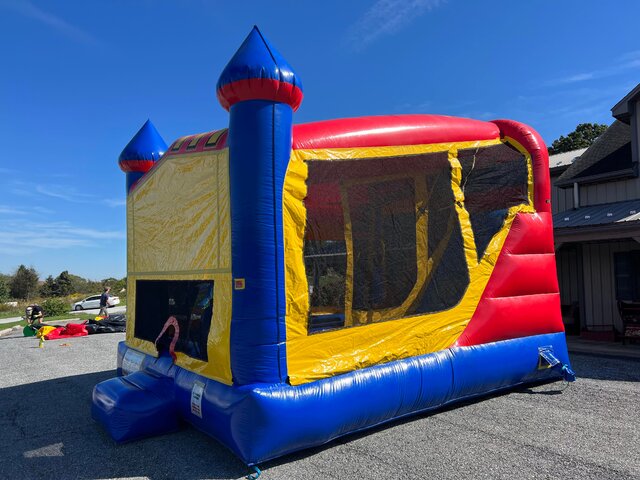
top-left (93, 26), bottom-right (575, 466)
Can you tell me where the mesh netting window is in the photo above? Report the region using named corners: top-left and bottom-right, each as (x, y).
top-left (135, 280), bottom-right (213, 360)
top-left (458, 143), bottom-right (529, 259)
top-left (349, 178), bottom-right (417, 314)
top-left (305, 239), bottom-right (347, 333)
top-left (303, 143), bottom-right (528, 334)
top-left (304, 173), bottom-right (348, 333)
top-left (412, 153), bottom-right (469, 315)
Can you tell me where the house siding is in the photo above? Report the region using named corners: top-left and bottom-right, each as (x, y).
top-left (556, 245), bottom-right (580, 306)
top-left (550, 173), bottom-right (574, 214)
top-left (579, 177), bottom-right (640, 207)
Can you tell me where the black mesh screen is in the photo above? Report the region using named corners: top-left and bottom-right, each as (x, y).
top-left (349, 179), bottom-right (417, 314)
top-left (302, 142), bottom-right (528, 334)
top-left (412, 153), bottom-right (469, 314)
top-left (135, 280), bottom-right (213, 361)
top-left (304, 170), bottom-right (348, 333)
top-left (305, 239), bottom-right (347, 333)
top-left (458, 143), bottom-right (528, 259)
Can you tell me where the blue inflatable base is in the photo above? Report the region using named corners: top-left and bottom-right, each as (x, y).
top-left (92, 332), bottom-right (573, 465)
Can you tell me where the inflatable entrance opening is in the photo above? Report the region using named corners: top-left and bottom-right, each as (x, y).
top-left (92, 26), bottom-right (575, 466)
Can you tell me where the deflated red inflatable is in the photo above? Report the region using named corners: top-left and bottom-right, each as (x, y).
top-left (45, 323), bottom-right (88, 340)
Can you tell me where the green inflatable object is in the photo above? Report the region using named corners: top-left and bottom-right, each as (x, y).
top-left (23, 325), bottom-right (37, 337)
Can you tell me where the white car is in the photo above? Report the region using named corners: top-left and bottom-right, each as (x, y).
top-left (73, 294), bottom-right (120, 311)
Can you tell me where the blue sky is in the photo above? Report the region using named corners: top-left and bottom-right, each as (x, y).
top-left (1, 0), bottom-right (639, 280)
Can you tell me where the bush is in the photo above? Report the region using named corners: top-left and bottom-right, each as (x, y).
top-left (42, 298), bottom-right (69, 317)
top-left (312, 268), bottom-right (345, 307)
top-left (0, 303), bottom-right (20, 315)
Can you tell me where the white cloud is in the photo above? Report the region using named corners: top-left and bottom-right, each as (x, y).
top-left (0, 0), bottom-right (101, 46)
top-left (515, 82), bottom-right (636, 124)
top-left (0, 203), bottom-right (55, 217)
top-left (104, 198), bottom-right (126, 208)
top-left (31, 206), bottom-right (56, 215)
top-left (34, 184), bottom-right (94, 203)
top-left (346, 0), bottom-right (445, 52)
top-left (0, 220), bottom-right (124, 255)
top-left (0, 205), bottom-right (29, 215)
top-left (545, 51), bottom-right (640, 86)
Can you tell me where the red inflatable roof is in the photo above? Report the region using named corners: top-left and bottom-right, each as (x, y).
top-left (292, 115), bottom-right (501, 150)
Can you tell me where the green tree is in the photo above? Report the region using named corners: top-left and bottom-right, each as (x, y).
top-left (67, 273), bottom-right (88, 293)
top-left (40, 275), bottom-right (57, 297)
top-left (0, 276), bottom-right (9, 302)
top-left (65, 273), bottom-right (100, 294)
top-left (548, 123), bottom-right (608, 155)
top-left (10, 265), bottom-right (39, 300)
top-left (102, 276), bottom-right (126, 294)
top-left (54, 270), bottom-right (73, 296)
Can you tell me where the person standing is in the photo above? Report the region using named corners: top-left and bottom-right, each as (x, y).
top-left (99, 287), bottom-right (111, 318)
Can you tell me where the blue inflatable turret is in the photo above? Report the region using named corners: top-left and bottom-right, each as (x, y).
top-left (216, 26), bottom-right (303, 384)
top-left (118, 119), bottom-right (167, 192)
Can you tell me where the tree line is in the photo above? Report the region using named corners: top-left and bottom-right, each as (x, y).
top-left (547, 123), bottom-right (608, 155)
top-left (0, 265), bottom-right (126, 302)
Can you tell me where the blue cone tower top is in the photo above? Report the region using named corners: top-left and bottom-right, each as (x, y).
top-left (118, 119), bottom-right (167, 191)
top-left (216, 26), bottom-right (303, 112)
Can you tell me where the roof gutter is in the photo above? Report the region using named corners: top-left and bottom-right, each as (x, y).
top-left (554, 220), bottom-right (640, 243)
top-left (555, 166), bottom-right (637, 188)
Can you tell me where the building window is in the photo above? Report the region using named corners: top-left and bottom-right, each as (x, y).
top-left (614, 251), bottom-right (640, 301)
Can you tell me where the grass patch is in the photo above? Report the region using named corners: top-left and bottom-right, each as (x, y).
top-left (0, 310), bottom-right (21, 320)
top-left (0, 320), bottom-right (26, 330)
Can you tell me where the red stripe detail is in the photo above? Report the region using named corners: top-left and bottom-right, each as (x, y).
top-left (118, 159), bottom-right (155, 173)
top-left (292, 115), bottom-right (501, 149)
top-left (165, 129), bottom-right (229, 156)
top-left (212, 129), bottom-right (229, 149)
top-left (217, 79), bottom-right (303, 111)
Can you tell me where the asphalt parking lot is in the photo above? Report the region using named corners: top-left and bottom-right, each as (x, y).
top-left (1, 331), bottom-right (638, 480)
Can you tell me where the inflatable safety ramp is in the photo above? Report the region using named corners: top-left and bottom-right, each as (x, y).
top-left (94, 26), bottom-right (575, 466)
top-left (92, 354), bottom-right (179, 442)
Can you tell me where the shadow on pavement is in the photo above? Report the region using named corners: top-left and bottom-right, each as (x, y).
top-left (513, 387), bottom-right (566, 396)
top-left (568, 353), bottom-right (640, 382)
top-left (0, 371), bottom-right (247, 480)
